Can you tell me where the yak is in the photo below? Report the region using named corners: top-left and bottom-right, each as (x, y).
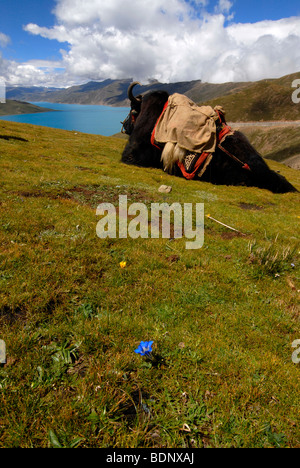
top-left (121, 82), bottom-right (297, 194)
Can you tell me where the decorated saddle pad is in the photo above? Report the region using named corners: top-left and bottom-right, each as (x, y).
top-left (177, 151), bottom-right (213, 180)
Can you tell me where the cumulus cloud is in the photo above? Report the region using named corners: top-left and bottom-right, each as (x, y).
top-left (0, 32), bottom-right (10, 48)
top-left (2, 0), bottom-right (300, 87)
top-left (215, 0), bottom-right (233, 15)
top-left (0, 54), bottom-right (57, 87)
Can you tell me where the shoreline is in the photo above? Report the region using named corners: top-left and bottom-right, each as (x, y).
top-left (0, 99), bottom-right (56, 117)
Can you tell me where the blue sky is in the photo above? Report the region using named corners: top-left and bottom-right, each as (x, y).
top-left (204, 0), bottom-right (300, 22)
top-left (0, 1), bottom-right (61, 62)
top-left (1, 0), bottom-right (300, 87)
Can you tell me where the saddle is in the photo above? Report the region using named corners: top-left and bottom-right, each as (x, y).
top-left (177, 108), bottom-right (233, 179)
top-left (155, 105), bottom-right (233, 180)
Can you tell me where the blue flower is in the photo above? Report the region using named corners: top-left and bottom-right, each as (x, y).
top-left (134, 340), bottom-right (154, 356)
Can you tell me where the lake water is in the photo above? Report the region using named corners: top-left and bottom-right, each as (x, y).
top-left (0, 102), bottom-right (130, 136)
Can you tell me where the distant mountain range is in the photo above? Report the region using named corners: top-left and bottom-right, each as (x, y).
top-left (4, 71), bottom-right (300, 121)
top-left (6, 78), bottom-right (249, 107)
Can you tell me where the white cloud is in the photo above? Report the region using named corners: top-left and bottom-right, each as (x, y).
top-left (1, 1), bottom-right (300, 87)
top-left (0, 32), bottom-right (10, 48)
top-left (0, 53), bottom-right (69, 87)
top-left (215, 0), bottom-right (233, 14)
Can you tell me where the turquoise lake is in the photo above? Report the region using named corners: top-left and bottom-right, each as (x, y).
top-left (0, 102), bottom-right (130, 136)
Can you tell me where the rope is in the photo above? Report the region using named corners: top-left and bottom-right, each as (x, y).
top-left (218, 142), bottom-right (251, 171)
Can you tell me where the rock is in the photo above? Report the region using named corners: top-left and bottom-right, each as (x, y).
top-left (158, 185), bottom-right (172, 193)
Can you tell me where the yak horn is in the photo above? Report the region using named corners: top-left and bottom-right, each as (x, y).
top-left (128, 81), bottom-right (142, 104)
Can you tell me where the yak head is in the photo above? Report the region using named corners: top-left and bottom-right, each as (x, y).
top-left (121, 83), bottom-right (170, 168)
top-left (121, 82), bottom-right (169, 136)
top-left (121, 82), bottom-right (143, 135)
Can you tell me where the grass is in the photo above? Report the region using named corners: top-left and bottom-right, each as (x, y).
top-left (201, 72), bottom-right (300, 121)
top-left (0, 120), bottom-right (299, 448)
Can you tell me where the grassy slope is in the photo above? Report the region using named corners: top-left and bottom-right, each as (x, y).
top-left (237, 125), bottom-right (300, 163)
top-left (201, 72), bottom-right (300, 121)
top-left (0, 100), bottom-right (53, 116)
top-left (0, 121), bottom-right (299, 448)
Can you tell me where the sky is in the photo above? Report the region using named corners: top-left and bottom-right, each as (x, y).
top-left (0, 0), bottom-right (300, 88)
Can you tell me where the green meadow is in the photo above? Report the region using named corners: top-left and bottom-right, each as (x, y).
top-left (0, 120), bottom-right (299, 448)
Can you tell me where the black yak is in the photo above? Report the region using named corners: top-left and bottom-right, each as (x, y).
top-left (121, 82), bottom-right (297, 194)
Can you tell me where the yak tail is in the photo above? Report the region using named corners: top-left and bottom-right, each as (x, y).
top-left (161, 142), bottom-right (187, 173)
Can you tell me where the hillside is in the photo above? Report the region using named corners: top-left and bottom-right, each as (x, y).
top-left (202, 72), bottom-right (300, 121)
top-left (6, 78), bottom-right (250, 107)
top-left (5, 86), bottom-right (60, 102)
top-left (238, 124), bottom-right (300, 166)
top-left (0, 99), bottom-right (54, 116)
top-left (0, 120), bottom-right (299, 448)
top-left (5, 72), bottom-right (300, 121)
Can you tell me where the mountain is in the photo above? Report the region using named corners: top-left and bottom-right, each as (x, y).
top-left (0, 100), bottom-right (54, 116)
top-left (202, 72), bottom-right (300, 121)
top-left (6, 78), bottom-right (249, 108)
top-left (5, 86), bottom-right (60, 102)
top-left (5, 72), bottom-right (300, 121)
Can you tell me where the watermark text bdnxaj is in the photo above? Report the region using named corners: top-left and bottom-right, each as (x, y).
top-left (0, 340), bottom-right (6, 364)
top-left (0, 78), bottom-right (6, 104)
top-left (292, 339), bottom-right (300, 364)
top-left (291, 79), bottom-right (300, 104)
top-left (96, 195), bottom-right (204, 249)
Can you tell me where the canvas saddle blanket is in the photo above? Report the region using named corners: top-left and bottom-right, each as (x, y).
top-left (151, 93), bottom-right (219, 154)
top-left (151, 93), bottom-right (231, 179)
top-left (151, 93), bottom-right (232, 179)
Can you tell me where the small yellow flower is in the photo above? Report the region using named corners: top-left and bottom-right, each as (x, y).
top-left (119, 261), bottom-right (127, 269)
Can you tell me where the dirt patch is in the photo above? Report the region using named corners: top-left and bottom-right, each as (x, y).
top-left (0, 304), bottom-right (25, 325)
top-left (166, 255), bottom-right (180, 263)
top-left (74, 166), bottom-right (99, 174)
top-left (66, 185), bottom-right (156, 208)
top-left (14, 185), bottom-right (157, 208)
top-left (239, 203), bottom-right (264, 211)
top-left (220, 231), bottom-right (248, 239)
top-left (15, 189), bottom-right (73, 203)
top-left (17, 190), bottom-right (52, 198)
